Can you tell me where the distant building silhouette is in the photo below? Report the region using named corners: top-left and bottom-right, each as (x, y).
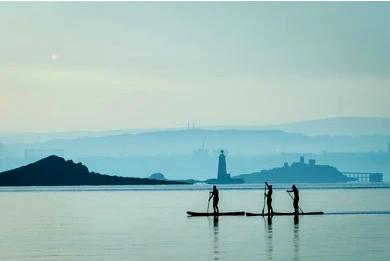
top-left (342, 171), bottom-right (383, 183)
top-left (369, 173), bottom-right (384, 182)
top-left (192, 140), bottom-right (210, 159)
top-left (299, 156), bottom-right (306, 164)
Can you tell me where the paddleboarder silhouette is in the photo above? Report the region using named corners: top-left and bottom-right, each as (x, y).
top-left (287, 184), bottom-right (300, 214)
top-left (264, 182), bottom-right (274, 215)
top-left (209, 186), bottom-right (219, 214)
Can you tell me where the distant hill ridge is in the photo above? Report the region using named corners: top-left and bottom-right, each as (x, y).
top-left (2, 128), bottom-right (390, 158)
top-left (260, 117), bottom-right (390, 136)
top-left (0, 156), bottom-right (184, 186)
top-left (1, 117), bottom-right (390, 144)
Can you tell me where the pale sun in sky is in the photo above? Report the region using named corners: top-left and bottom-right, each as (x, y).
top-left (50, 53), bottom-right (58, 61)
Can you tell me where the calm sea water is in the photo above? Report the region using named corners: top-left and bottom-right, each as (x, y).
top-left (0, 184), bottom-right (389, 261)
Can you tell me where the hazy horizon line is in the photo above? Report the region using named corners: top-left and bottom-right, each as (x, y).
top-left (1, 116), bottom-right (390, 135)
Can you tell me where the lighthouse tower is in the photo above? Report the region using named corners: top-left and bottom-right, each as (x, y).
top-left (217, 150), bottom-right (230, 181)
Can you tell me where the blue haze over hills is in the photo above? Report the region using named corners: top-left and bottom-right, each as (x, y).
top-left (1, 117), bottom-right (390, 144)
top-left (0, 117), bottom-right (389, 181)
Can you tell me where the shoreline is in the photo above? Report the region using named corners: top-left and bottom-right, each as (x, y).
top-left (0, 182), bottom-right (389, 193)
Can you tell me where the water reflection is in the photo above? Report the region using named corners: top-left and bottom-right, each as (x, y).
top-left (265, 215), bottom-right (273, 260)
top-left (209, 216), bottom-right (219, 260)
top-left (293, 215), bottom-right (300, 261)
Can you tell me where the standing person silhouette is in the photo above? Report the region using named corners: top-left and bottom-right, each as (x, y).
top-left (209, 186), bottom-right (219, 214)
top-left (287, 184), bottom-right (300, 214)
top-left (264, 182), bottom-right (274, 215)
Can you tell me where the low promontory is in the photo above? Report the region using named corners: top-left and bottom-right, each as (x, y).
top-left (0, 156), bottom-right (186, 186)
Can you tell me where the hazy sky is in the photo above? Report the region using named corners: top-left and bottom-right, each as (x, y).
top-left (1, 2), bottom-right (390, 132)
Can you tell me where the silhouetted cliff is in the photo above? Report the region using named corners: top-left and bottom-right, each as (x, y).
top-left (0, 156), bottom-right (186, 186)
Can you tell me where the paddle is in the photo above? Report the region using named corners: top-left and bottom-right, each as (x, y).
top-left (261, 183), bottom-right (266, 215)
top-left (207, 192), bottom-right (211, 213)
top-left (287, 191), bottom-right (304, 214)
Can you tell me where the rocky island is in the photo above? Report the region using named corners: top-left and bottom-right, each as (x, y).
top-left (235, 157), bottom-right (356, 183)
top-left (0, 156), bottom-right (187, 186)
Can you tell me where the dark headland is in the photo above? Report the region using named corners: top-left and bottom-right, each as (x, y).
top-left (0, 155), bottom-right (187, 186)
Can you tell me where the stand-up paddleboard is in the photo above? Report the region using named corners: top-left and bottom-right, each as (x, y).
top-left (246, 211), bottom-right (323, 216)
top-left (187, 211), bottom-right (245, 216)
